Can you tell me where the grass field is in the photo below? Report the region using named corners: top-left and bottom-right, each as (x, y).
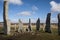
top-left (0, 27), bottom-right (60, 40)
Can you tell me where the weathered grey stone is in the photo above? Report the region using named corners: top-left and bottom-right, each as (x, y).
top-left (15, 24), bottom-right (17, 31)
top-left (3, 0), bottom-right (10, 35)
top-left (7, 20), bottom-right (11, 34)
top-left (45, 13), bottom-right (51, 33)
top-left (58, 13), bottom-right (60, 35)
top-left (28, 18), bottom-right (31, 31)
top-left (36, 18), bottom-right (40, 31)
top-left (18, 19), bottom-right (23, 32)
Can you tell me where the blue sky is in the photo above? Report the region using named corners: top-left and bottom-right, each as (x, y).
top-left (0, 0), bottom-right (60, 23)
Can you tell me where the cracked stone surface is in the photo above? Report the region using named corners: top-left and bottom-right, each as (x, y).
top-left (45, 13), bottom-right (51, 33)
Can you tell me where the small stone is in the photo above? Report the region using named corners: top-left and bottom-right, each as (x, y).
top-left (36, 18), bottom-right (40, 31)
top-left (28, 18), bottom-right (31, 31)
top-left (18, 19), bottom-right (23, 33)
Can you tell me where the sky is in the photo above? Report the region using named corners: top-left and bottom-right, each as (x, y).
top-left (0, 0), bottom-right (60, 23)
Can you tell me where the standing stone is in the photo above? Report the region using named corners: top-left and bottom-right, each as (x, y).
top-left (58, 13), bottom-right (60, 35)
top-left (28, 18), bottom-right (31, 31)
top-left (45, 13), bottom-right (51, 33)
top-left (18, 19), bottom-right (23, 33)
top-left (7, 20), bottom-right (11, 34)
top-left (15, 24), bottom-right (17, 31)
top-left (3, 0), bottom-right (10, 35)
top-left (36, 18), bottom-right (40, 31)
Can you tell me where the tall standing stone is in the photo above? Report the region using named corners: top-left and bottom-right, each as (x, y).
top-left (45, 13), bottom-right (51, 33)
top-left (18, 19), bottom-right (23, 32)
top-left (36, 18), bottom-right (40, 31)
top-left (3, 0), bottom-right (10, 35)
top-left (58, 13), bottom-right (60, 35)
top-left (28, 18), bottom-right (31, 31)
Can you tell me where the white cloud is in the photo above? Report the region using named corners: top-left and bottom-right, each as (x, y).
top-left (32, 5), bottom-right (38, 14)
top-left (8, 0), bottom-right (23, 5)
top-left (50, 1), bottom-right (60, 13)
top-left (21, 18), bottom-right (37, 23)
top-left (32, 5), bottom-right (38, 11)
top-left (31, 18), bottom-right (37, 23)
top-left (21, 19), bottom-right (28, 23)
top-left (51, 17), bottom-right (58, 23)
top-left (18, 11), bottom-right (31, 16)
top-left (10, 19), bottom-right (18, 23)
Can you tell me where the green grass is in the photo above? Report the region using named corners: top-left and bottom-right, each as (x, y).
top-left (0, 28), bottom-right (60, 40)
top-left (0, 27), bottom-right (3, 32)
top-left (0, 31), bottom-right (60, 40)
